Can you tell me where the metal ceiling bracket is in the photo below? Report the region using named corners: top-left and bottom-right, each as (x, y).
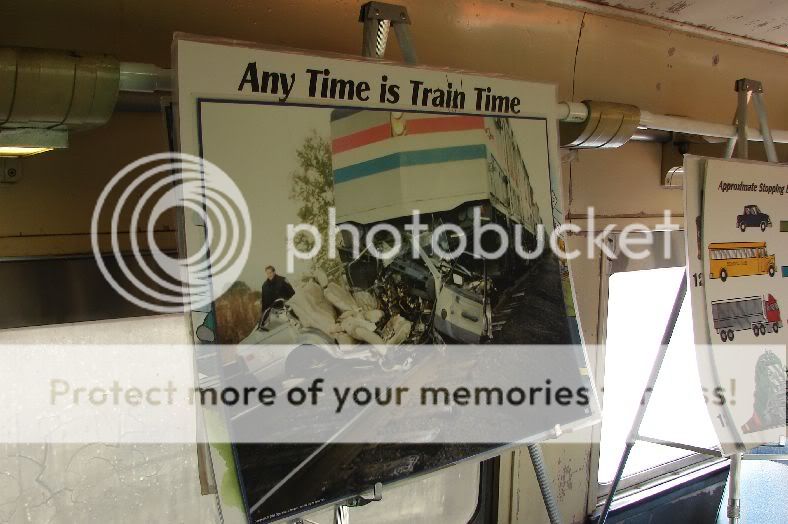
top-left (359, 2), bottom-right (417, 64)
top-left (728, 78), bottom-right (778, 162)
top-left (661, 77), bottom-right (780, 187)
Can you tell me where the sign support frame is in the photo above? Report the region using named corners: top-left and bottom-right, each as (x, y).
top-left (597, 78), bottom-right (787, 524)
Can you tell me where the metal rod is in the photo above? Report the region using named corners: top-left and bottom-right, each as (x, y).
top-left (598, 277), bottom-right (688, 524)
top-left (117, 56), bottom-right (788, 149)
top-left (752, 93), bottom-right (779, 162)
top-left (374, 20), bottom-right (391, 57)
top-left (528, 444), bottom-right (563, 524)
top-left (117, 60), bottom-right (788, 148)
top-left (627, 277), bottom-right (687, 444)
top-left (637, 110), bottom-right (788, 144)
top-left (723, 110), bottom-right (739, 158)
top-left (598, 442), bottom-right (634, 524)
top-left (636, 436), bottom-right (722, 457)
top-left (727, 453), bottom-right (742, 524)
top-left (361, 19), bottom-right (381, 58)
top-left (741, 454), bottom-right (788, 461)
top-left (392, 23), bottom-right (418, 64)
top-left (736, 90), bottom-right (749, 159)
top-left (119, 62), bottom-right (172, 92)
top-left (724, 136), bottom-right (737, 158)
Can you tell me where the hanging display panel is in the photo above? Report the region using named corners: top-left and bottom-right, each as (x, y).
top-left (685, 156), bottom-right (786, 456)
top-left (175, 35), bottom-right (598, 523)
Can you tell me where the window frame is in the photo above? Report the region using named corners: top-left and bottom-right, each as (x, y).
top-left (587, 230), bottom-right (727, 510)
top-left (468, 457), bottom-right (500, 524)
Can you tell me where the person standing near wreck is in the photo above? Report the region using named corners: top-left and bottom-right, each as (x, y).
top-left (261, 265), bottom-right (295, 316)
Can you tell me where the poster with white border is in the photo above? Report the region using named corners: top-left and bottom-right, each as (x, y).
top-left (702, 158), bottom-right (787, 450)
top-left (174, 34), bottom-right (599, 523)
top-left (685, 156), bottom-right (787, 456)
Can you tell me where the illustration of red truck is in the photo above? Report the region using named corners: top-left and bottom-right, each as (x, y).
top-left (711, 294), bottom-right (782, 342)
top-left (737, 205), bottom-right (772, 232)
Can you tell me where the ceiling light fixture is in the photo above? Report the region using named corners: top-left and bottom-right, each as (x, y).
top-left (0, 146), bottom-right (54, 158)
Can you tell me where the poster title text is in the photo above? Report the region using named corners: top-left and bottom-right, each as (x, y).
top-left (237, 62), bottom-right (522, 114)
top-left (718, 180), bottom-right (785, 196)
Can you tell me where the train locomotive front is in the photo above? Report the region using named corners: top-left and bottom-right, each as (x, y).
top-left (330, 110), bottom-right (543, 344)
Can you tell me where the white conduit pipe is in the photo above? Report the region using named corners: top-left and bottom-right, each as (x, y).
top-left (556, 101), bottom-right (589, 123)
top-left (640, 110), bottom-right (788, 144)
top-left (119, 62), bottom-right (172, 93)
top-left (113, 74), bottom-right (788, 144)
top-left (556, 102), bottom-right (788, 144)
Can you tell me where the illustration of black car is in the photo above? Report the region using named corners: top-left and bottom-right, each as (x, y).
top-left (737, 205), bottom-right (772, 232)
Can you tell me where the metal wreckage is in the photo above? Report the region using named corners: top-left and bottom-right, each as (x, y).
top-left (241, 111), bottom-right (544, 377)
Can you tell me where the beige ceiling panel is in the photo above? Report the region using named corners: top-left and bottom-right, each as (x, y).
top-left (586, 0), bottom-right (788, 48)
top-left (406, 0), bottom-right (584, 101)
top-left (0, 1), bottom-right (584, 100)
top-left (572, 13), bottom-right (788, 129)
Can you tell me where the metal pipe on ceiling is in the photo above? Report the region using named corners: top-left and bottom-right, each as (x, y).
top-left (556, 101), bottom-right (788, 148)
top-left (112, 66), bottom-right (788, 145)
top-left (556, 101), bottom-right (589, 123)
top-left (119, 62), bottom-right (172, 93)
top-left (639, 110), bottom-right (788, 144)
top-left (115, 91), bottom-right (167, 112)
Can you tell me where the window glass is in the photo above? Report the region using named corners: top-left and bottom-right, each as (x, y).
top-left (0, 315), bottom-right (218, 522)
top-left (0, 316), bottom-right (482, 523)
top-left (598, 267), bottom-right (718, 483)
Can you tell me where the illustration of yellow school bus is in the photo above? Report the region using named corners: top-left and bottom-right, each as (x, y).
top-left (708, 242), bottom-right (777, 282)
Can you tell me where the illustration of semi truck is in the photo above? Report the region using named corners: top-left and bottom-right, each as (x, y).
top-left (711, 294), bottom-right (782, 342)
top-left (736, 205), bottom-right (772, 232)
top-left (330, 110), bottom-right (544, 343)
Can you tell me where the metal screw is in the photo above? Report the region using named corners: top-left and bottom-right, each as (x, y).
top-left (7, 168), bottom-right (16, 178)
top-left (374, 9), bottom-right (380, 16)
top-left (400, 12), bottom-right (406, 20)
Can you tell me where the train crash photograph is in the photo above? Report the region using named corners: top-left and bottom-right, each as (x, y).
top-left (1, 1), bottom-right (788, 524)
top-left (232, 108), bottom-right (570, 349)
top-left (197, 101), bottom-right (593, 522)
